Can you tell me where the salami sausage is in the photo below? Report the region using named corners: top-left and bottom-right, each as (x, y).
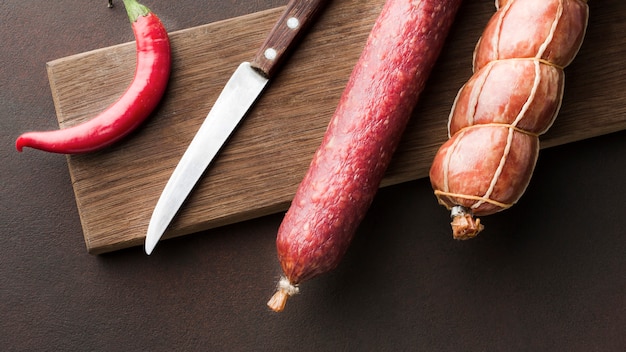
top-left (429, 0), bottom-right (589, 239)
top-left (267, 0), bottom-right (463, 312)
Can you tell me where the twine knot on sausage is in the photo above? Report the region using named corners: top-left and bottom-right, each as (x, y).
top-left (277, 276), bottom-right (300, 297)
top-left (267, 276), bottom-right (299, 312)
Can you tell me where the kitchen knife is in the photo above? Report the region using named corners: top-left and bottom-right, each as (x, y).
top-left (145, 0), bottom-right (329, 254)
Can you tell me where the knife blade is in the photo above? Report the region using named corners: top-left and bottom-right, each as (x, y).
top-left (145, 0), bottom-right (330, 254)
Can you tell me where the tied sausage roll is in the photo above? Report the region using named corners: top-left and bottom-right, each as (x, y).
top-left (429, 0), bottom-right (589, 239)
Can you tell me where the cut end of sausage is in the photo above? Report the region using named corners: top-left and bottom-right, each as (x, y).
top-left (267, 290), bottom-right (289, 312)
top-left (450, 206), bottom-right (484, 240)
top-left (267, 276), bottom-right (299, 312)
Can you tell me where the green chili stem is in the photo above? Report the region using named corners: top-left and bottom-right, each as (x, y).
top-left (121, 0), bottom-right (150, 22)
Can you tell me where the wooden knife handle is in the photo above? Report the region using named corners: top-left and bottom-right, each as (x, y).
top-left (251, 0), bottom-right (329, 79)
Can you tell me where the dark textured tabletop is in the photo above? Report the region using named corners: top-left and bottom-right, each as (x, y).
top-left (2, 1), bottom-right (624, 350)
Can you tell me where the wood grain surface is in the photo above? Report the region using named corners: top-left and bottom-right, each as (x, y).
top-left (45, 0), bottom-right (625, 254)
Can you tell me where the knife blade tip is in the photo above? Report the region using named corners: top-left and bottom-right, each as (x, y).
top-left (144, 236), bottom-right (157, 255)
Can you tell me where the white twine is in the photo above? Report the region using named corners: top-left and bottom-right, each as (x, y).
top-left (277, 276), bottom-right (300, 296)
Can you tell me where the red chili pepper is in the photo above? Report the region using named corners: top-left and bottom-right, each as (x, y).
top-left (15, 0), bottom-right (171, 154)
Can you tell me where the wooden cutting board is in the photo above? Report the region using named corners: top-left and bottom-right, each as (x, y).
top-left (45, 0), bottom-right (625, 254)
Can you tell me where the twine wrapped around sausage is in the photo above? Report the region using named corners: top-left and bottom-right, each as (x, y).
top-left (429, 0), bottom-right (589, 239)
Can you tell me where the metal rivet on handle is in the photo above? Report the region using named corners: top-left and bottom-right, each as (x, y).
top-left (264, 48), bottom-right (277, 60)
top-left (287, 17), bottom-right (300, 29)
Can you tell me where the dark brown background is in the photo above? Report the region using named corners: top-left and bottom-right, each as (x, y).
top-left (2, 0), bottom-right (624, 350)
